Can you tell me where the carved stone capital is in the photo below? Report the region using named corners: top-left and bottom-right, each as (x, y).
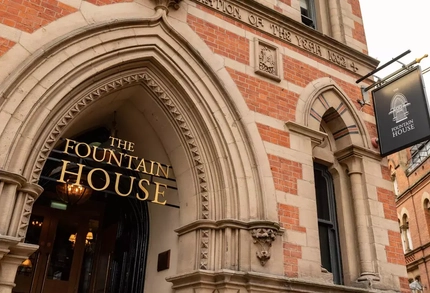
top-left (251, 228), bottom-right (276, 266)
top-left (0, 235), bottom-right (20, 260)
top-left (0, 170), bottom-right (26, 187)
top-left (153, 0), bottom-right (182, 13)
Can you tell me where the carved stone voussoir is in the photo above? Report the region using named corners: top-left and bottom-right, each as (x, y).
top-left (251, 228), bottom-right (276, 266)
top-left (153, 0), bottom-right (182, 11)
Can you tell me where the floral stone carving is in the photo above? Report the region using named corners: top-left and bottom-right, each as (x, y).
top-left (153, 0), bottom-right (182, 11)
top-left (254, 38), bottom-right (281, 82)
top-left (251, 228), bottom-right (276, 266)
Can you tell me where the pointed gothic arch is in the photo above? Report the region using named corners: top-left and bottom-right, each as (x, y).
top-left (298, 77), bottom-right (371, 150)
top-left (287, 77), bottom-right (382, 285)
top-left (0, 7), bottom-right (282, 290)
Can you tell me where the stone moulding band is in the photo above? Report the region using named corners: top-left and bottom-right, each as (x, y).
top-left (30, 70), bottom-right (210, 218)
top-left (189, 0), bottom-right (379, 76)
top-left (175, 219), bottom-right (282, 235)
top-left (166, 270), bottom-right (376, 292)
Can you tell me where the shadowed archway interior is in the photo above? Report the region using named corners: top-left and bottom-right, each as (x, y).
top-left (15, 126), bottom-right (152, 293)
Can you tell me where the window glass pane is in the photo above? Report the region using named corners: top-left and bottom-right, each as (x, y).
top-left (13, 215), bottom-right (45, 293)
top-left (78, 219), bottom-right (99, 293)
top-left (47, 219), bottom-right (78, 281)
top-left (25, 215), bottom-right (44, 245)
top-left (318, 224), bottom-right (332, 272)
top-left (314, 169), bottom-right (330, 221)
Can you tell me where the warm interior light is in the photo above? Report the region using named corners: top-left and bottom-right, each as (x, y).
top-left (21, 259), bottom-right (32, 268)
top-left (56, 178), bottom-right (92, 206)
top-left (86, 231), bottom-right (93, 241)
top-left (69, 233), bottom-right (76, 243)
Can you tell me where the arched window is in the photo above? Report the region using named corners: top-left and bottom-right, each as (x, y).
top-left (410, 276), bottom-right (424, 293)
top-left (313, 163), bottom-right (342, 284)
top-left (400, 214), bottom-right (412, 252)
top-left (300, 0), bottom-right (317, 29)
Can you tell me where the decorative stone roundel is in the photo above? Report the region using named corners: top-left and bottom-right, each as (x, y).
top-left (31, 70), bottom-right (210, 220)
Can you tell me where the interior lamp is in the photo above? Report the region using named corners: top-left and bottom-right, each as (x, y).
top-left (56, 178), bottom-right (92, 205)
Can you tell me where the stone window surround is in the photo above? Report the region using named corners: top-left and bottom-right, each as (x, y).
top-left (287, 120), bottom-right (382, 286)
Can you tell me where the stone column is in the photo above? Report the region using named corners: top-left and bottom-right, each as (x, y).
top-left (7, 183), bottom-right (43, 239)
top-left (328, 0), bottom-right (345, 43)
top-left (0, 242), bottom-right (37, 293)
top-left (0, 171), bottom-right (27, 235)
top-left (0, 170), bottom-right (42, 293)
top-left (339, 154), bottom-right (379, 283)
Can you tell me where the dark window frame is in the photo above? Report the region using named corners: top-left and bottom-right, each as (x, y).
top-left (314, 163), bottom-right (343, 284)
top-left (300, 0), bottom-right (317, 29)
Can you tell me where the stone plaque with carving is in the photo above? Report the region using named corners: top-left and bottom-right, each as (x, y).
top-left (254, 38), bottom-right (282, 82)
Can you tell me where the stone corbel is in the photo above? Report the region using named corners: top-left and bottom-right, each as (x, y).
top-left (285, 121), bottom-right (328, 149)
top-left (251, 228), bottom-right (276, 266)
top-left (0, 236), bottom-right (20, 260)
top-left (153, 0), bottom-right (182, 13)
top-left (0, 241), bottom-right (38, 292)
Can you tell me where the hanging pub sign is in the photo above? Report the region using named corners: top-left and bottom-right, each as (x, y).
top-left (45, 136), bottom-right (176, 206)
top-left (372, 66), bottom-right (430, 157)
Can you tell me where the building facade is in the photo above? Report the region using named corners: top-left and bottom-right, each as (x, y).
top-left (390, 141), bottom-right (430, 292)
top-left (0, 0), bottom-right (409, 292)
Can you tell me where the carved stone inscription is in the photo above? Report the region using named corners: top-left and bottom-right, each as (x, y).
top-left (193, 0), bottom-right (363, 74)
top-left (296, 35), bottom-right (321, 56)
top-left (254, 38), bottom-right (281, 81)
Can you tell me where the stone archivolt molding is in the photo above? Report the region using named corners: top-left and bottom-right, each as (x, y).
top-left (0, 170), bottom-right (42, 240)
top-left (30, 69), bottom-right (214, 268)
top-left (31, 71), bottom-right (209, 216)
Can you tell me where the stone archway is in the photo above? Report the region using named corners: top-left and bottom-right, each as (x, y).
top-left (0, 4), bottom-right (281, 292)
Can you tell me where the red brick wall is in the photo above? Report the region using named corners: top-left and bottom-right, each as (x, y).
top-left (348, 0), bottom-right (362, 18)
top-left (283, 242), bottom-right (301, 277)
top-left (397, 192), bottom-right (430, 250)
top-left (352, 22), bottom-right (366, 44)
top-left (278, 203), bottom-right (306, 277)
top-left (0, 0), bottom-right (76, 33)
top-left (381, 165), bottom-right (392, 181)
top-left (227, 68), bottom-right (298, 121)
top-left (268, 155), bottom-right (302, 195)
top-left (278, 0), bottom-right (291, 6)
top-left (377, 187), bottom-right (397, 222)
top-left (187, 15), bottom-right (249, 64)
top-left (257, 123), bottom-right (290, 148)
top-left (386, 230), bottom-right (406, 265)
top-left (282, 55), bottom-right (375, 116)
top-left (0, 37), bottom-right (15, 56)
top-left (278, 203), bottom-right (306, 233)
top-left (399, 276), bottom-right (411, 293)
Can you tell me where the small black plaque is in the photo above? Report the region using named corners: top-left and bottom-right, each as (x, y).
top-left (157, 250), bottom-right (170, 272)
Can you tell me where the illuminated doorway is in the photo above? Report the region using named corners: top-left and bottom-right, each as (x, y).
top-left (12, 127), bottom-right (163, 293)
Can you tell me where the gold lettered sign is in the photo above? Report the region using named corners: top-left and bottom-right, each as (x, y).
top-left (57, 136), bottom-right (172, 205)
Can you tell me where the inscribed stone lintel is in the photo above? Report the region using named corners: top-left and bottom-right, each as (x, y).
top-left (191, 0), bottom-right (375, 76)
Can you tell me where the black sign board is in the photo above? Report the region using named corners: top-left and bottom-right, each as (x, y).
top-left (372, 66), bottom-right (430, 157)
